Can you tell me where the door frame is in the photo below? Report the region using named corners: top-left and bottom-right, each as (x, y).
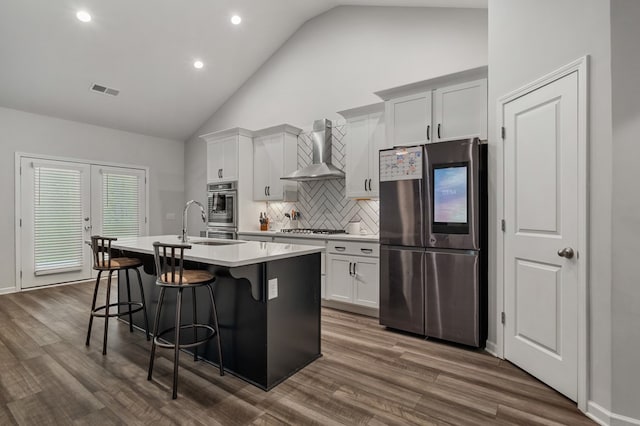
top-left (495, 56), bottom-right (589, 411)
top-left (15, 152), bottom-right (150, 293)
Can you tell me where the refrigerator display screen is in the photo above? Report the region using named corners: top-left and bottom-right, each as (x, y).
top-left (432, 163), bottom-right (469, 234)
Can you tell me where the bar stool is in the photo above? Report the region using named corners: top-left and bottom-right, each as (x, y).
top-left (86, 236), bottom-right (150, 355)
top-left (147, 241), bottom-right (224, 399)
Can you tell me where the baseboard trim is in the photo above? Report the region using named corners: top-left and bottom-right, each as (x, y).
top-left (588, 401), bottom-right (640, 426)
top-left (485, 340), bottom-right (500, 357)
top-left (0, 287), bottom-right (17, 295)
top-left (321, 299), bottom-right (379, 318)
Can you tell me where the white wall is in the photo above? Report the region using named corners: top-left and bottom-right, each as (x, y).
top-left (488, 0), bottom-right (614, 418)
top-left (185, 5), bottom-right (488, 233)
top-left (0, 107), bottom-right (185, 293)
top-left (610, 0), bottom-right (640, 421)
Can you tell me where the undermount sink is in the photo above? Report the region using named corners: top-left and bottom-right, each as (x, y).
top-left (191, 240), bottom-right (243, 246)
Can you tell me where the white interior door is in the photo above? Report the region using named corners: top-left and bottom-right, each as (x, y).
top-left (90, 165), bottom-right (147, 239)
top-left (19, 158), bottom-right (92, 288)
top-left (503, 71), bottom-right (579, 401)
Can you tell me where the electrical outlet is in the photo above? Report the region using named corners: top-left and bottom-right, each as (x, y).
top-left (268, 278), bottom-right (278, 300)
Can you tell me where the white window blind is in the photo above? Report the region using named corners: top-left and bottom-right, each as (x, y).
top-left (102, 172), bottom-right (140, 238)
top-left (34, 166), bottom-right (83, 275)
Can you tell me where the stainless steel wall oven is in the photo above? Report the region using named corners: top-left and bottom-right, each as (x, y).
top-left (207, 182), bottom-right (237, 239)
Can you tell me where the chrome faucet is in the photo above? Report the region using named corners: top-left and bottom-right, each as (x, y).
top-left (182, 200), bottom-right (206, 243)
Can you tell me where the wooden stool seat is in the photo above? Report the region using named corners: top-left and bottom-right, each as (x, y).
top-left (94, 257), bottom-right (143, 271)
top-left (86, 236), bottom-right (150, 355)
top-left (159, 269), bottom-right (214, 286)
top-left (148, 241), bottom-right (224, 399)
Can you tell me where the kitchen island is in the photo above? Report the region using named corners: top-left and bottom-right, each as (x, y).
top-left (110, 235), bottom-right (323, 391)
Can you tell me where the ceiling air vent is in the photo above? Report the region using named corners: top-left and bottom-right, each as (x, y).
top-left (90, 83), bottom-right (120, 97)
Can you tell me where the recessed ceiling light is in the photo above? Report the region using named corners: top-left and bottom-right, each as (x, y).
top-left (230, 15), bottom-right (242, 25)
top-left (76, 10), bottom-right (92, 23)
top-left (193, 60), bottom-right (204, 69)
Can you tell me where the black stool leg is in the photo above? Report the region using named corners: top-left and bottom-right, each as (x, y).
top-left (148, 286), bottom-right (165, 381)
top-left (135, 267), bottom-right (150, 341)
top-left (192, 287), bottom-right (198, 362)
top-left (207, 285), bottom-right (224, 376)
top-left (125, 269), bottom-right (134, 333)
top-left (172, 288), bottom-right (183, 399)
top-left (86, 270), bottom-right (102, 346)
top-left (103, 270), bottom-right (114, 355)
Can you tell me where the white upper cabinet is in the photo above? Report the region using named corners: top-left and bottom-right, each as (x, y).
top-left (375, 67), bottom-right (488, 147)
top-left (206, 135), bottom-right (238, 183)
top-left (338, 103), bottom-right (385, 199)
top-left (201, 128), bottom-right (254, 184)
top-left (433, 78), bottom-right (487, 142)
top-left (252, 124), bottom-right (301, 202)
top-left (385, 92), bottom-right (432, 147)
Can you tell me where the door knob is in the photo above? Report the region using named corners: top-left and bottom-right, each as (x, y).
top-left (557, 247), bottom-right (575, 259)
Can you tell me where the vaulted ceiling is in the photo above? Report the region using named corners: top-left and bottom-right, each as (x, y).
top-left (0, 0), bottom-right (487, 140)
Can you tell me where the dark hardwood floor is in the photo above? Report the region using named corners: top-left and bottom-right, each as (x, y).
top-left (0, 281), bottom-right (593, 425)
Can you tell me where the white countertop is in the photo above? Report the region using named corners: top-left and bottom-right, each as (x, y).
top-left (110, 235), bottom-right (324, 268)
top-left (238, 230), bottom-right (379, 243)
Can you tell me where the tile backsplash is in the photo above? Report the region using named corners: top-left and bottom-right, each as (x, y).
top-left (267, 124), bottom-right (379, 234)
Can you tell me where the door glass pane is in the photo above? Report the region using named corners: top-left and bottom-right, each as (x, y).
top-left (102, 173), bottom-right (140, 237)
top-left (34, 167), bottom-right (83, 274)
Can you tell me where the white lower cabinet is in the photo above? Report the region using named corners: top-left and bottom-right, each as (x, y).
top-left (352, 257), bottom-right (379, 308)
top-left (327, 256), bottom-right (353, 303)
top-left (326, 241), bottom-right (379, 309)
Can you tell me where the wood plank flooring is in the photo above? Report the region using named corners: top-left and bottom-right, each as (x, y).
top-left (0, 281), bottom-right (593, 425)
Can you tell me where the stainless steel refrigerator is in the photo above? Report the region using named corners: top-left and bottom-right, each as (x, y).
top-left (379, 138), bottom-right (487, 347)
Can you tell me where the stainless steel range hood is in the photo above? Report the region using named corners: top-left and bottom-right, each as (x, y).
top-left (280, 119), bottom-right (345, 181)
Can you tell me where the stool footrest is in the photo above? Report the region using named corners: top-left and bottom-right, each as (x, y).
top-left (91, 301), bottom-right (144, 318)
top-left (154, 324), bottom-right (216, 350)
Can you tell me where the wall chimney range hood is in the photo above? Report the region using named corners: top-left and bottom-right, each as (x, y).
top-left (280, 119), bottom-right (345, 181)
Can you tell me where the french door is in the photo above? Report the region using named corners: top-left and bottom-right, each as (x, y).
top-left (19, 156), bottom-right (146, 289)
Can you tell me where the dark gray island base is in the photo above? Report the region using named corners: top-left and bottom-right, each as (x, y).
top-left (118, 251), bottom-right (321, 391)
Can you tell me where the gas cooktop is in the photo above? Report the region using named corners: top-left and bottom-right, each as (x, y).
top-left (280, 228), bottom-right (346, 235)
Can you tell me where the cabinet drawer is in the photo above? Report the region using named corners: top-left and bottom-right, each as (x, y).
top-left (328, 241), bottom-right (379, 257)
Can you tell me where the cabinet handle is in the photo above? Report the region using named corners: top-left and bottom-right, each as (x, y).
top-left (353, 262), bottom-right (357, 276)
top-left (437, 123), bottom-right (441, 139)
top-left (335, 246), bottom-right (346, 252)
top-left (348, 262), bottom-right (353, 276)
top-left (368, 179), bottom-right (372, 191)
top-left (427, 124), bottom-right (431, 141)
top-left (360, 248), bottom-right (373, 254)
top-left (267, 186), bottom-right (270, 196)
top-left (264, 186), bottom-right (267, 196)
top-left (364, 179), bottom-right (367, 191)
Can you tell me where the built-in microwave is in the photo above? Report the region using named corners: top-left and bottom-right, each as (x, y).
top-left (207, 182), bottom-right (237, 230)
